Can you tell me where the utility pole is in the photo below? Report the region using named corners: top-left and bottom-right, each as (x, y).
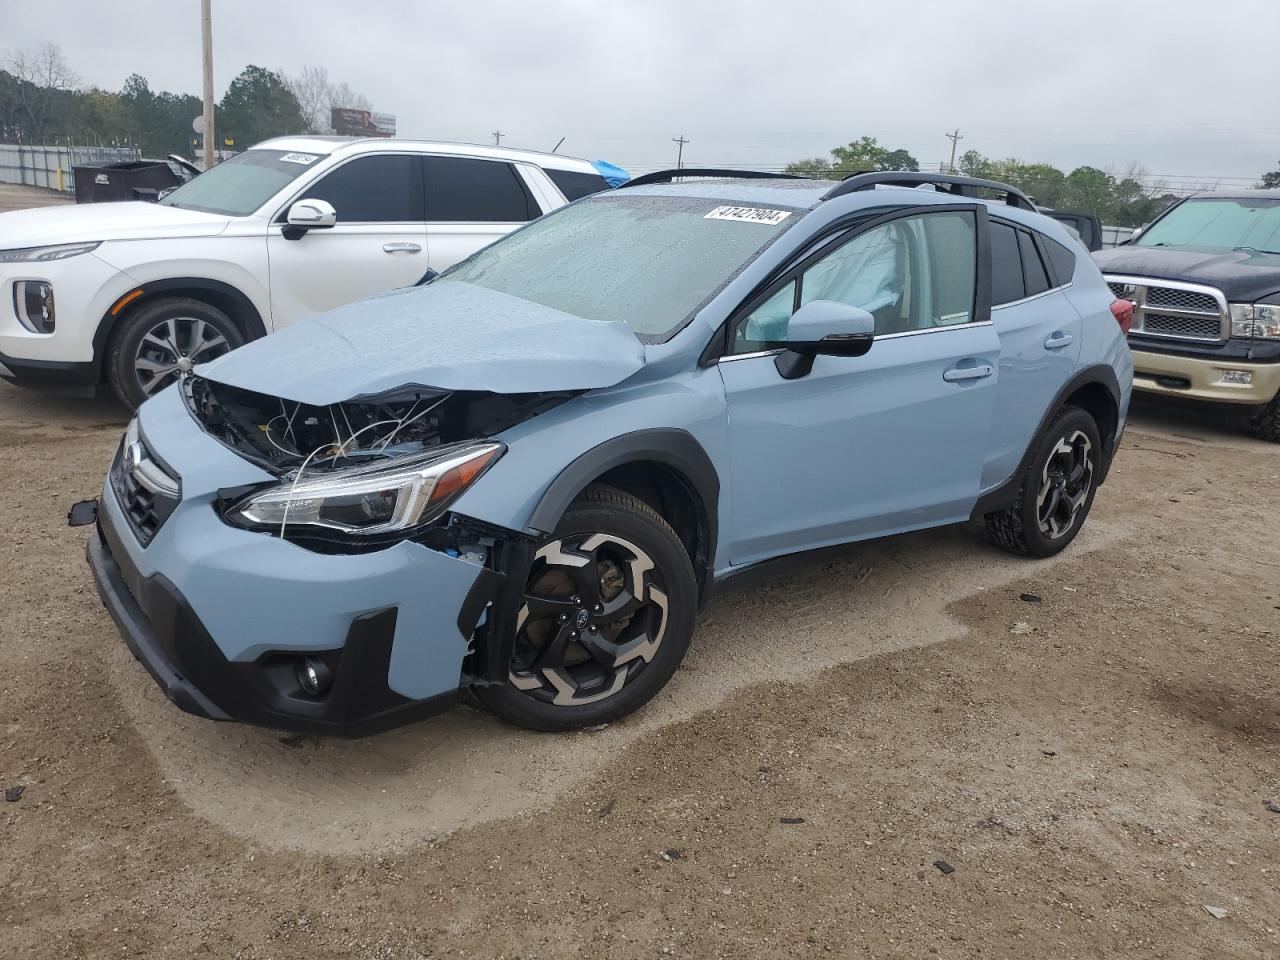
top-left (492, 130), bottom-right (505, 146)
top-left (672, 135), bottom-right (689, 169)
top-left (201, 0), bottom-right (214, 170)
top-left (945, 128), bottom-right (963, 174)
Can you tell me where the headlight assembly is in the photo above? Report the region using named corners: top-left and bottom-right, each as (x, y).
top-left (227, 440), bottom-right (505, 538)
top-left (1229, 303), bottom-right (1280, 340)
top-left (0, 241), bottom-right (100, 263)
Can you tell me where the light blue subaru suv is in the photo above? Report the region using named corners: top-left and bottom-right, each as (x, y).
top-left (84, 171), bottom-right (1133, 735)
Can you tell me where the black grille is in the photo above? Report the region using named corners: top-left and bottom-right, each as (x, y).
top-left (1107, 281), bottom-right (1130, 299)
top-left (110, 437), bottom-right (180, 546)
top-left (1145, 286), bottom-right (1219, 312)
top-left (1142, 312), bottom-right (1222, 339)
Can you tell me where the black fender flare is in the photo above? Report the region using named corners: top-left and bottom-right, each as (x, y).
top-left (91, 277), bottom-right (269, 374)
top-left (525, 428), bottom-right (720, 594)
top-left (972, 363), bottom-right (1123, 516)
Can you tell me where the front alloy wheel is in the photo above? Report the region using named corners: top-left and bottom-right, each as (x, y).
top-left (478, 485), bottom-right (696, 731)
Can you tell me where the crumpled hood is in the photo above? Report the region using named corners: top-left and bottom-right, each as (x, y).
top-left (198, 280), bottom-right (647, 404)
top-left (0, 200), bottom-right (231, 249)
top-left (1094, 245), bottom-right (1280, 302)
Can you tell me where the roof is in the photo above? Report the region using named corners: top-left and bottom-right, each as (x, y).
top-left (250, 136), bottom-right (599, 172)
top-left (1188, 188), bottom-right (1280, 201)
top-left (615, 176), bottom-right (1051, 217)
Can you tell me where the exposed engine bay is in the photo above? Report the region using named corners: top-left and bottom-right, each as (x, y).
top-left (185, 376), bottom-right (576, 476)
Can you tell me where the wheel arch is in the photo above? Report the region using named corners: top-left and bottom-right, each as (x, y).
top-left (93, 277), bottom-right (268, 380)
top-left (973, 365), bottom-right (1122, 517)
top-left (525, 429), bottom-right (720, 605)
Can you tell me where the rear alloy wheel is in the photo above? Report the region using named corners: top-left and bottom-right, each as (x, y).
top-left (107, 297), bottom-right (244, 409)
top-left (986, 405), bottom-right (1101, 557)
top-left (479, 485), bottom-right (696, 731)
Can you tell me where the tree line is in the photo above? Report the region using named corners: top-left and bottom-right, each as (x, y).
top-left (0, 43), bottom-right (369, 158)
top-left (786, 138), bottom-right (1280, 227)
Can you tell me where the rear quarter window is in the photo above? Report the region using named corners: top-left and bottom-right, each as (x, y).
top-left (544, 168), bottom-right (611, 201)
top-left (1040, 235), bottom-right (1077, 287)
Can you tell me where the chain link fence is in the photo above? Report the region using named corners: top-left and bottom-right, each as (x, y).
top-left (0, 143), bottom-right (141, 193)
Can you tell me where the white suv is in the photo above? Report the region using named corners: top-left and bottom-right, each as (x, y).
top-left (0, 137), bottom-right (623, 407)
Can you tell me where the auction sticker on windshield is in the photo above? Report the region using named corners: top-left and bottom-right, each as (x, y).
top-left (705, 205), bottom-right (792, 225)
top-left (280, 153), bottom-right (320, 165)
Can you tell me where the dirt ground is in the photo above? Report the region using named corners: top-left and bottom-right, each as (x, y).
top-left (0, 374), bottom-right (1276, 959)
top-left (0, 182), bottom-right (73, 213)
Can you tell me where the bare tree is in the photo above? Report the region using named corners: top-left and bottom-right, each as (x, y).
top-left (286, 68), bottom-right (373, 134)
top-left (4, 42), bottom-right (79, 141)
top-left (287, 65), bottom-right (332, 134)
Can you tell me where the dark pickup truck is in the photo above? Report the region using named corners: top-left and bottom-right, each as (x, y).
top-left (1094, 190), bottom-right (1280, 441)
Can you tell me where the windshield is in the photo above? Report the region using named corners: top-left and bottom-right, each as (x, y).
top-left (438, 194), bottom-right (798, 339)
top-left (158, 149), bottom-right (322, 216)
top-left (1137, 197), bottom-right (1280, 253)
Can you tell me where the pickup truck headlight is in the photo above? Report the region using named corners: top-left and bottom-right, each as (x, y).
top-left (226, 441), bottom-right (504, 538)
top-left (0, 241), bottom-right (100, 263)
top-left (1230, 303), bottom-right (1280, 340)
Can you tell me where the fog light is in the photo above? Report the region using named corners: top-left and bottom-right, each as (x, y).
top-left (14, 280), bottom-right (54, 333)
top-left (1219, 369), bottom-right (1253, 385)
top-left (296, 657), bottom-right (333, 696)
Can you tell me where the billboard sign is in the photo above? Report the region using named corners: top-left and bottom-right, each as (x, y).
top-left (331, 107), bottom-right (396, 138)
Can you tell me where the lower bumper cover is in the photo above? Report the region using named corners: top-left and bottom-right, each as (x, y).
top-left (0, 348), bottom-right (99, 393)
top-left (88, 514), bottom-right (463, 736)
top-left (1131, 349), bottom-right (1280, 405)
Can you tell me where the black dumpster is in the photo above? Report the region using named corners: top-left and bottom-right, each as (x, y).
top-left (72, 160), bottom-right (185, 203)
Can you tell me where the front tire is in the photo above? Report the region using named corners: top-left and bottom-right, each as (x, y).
top-left (1253, 394), bottom-right (1280, 443)
top-left (985, 405), bottom-right (1102, 557)
top-left (106, 297), bottom-right (244, 409)
top-left (478, 485), bottom-right (697, 732)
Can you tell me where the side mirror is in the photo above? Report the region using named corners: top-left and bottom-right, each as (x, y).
top-left (776, 300), bottom-right (875, 380)
top-left (283, 199), bottom-right (337, 240)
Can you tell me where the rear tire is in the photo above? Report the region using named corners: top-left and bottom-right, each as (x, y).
top-left (985, 405), bottom-right (1102, 558)
top-left (1252, 395), bottom-right (1280, 443)
top-left (478, 484), bottom-right (697, 732)
top-left (107, 297), bottom-right (243, 409)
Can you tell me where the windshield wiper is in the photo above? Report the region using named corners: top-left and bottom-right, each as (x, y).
top-left (1235, 245), bottom-right (1280, 255)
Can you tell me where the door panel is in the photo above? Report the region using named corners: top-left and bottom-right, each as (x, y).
top-left (266, 153), bottom-right (428, 329)
top-left (718, 207), bottom-right (1000, 567)
top-left (719, 326), bottom-right (999, 565)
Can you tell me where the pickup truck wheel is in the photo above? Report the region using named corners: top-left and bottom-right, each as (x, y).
top-left (1252, 395), bottom-right (1280, 443)
top-left (478, 484), bottom-right (697, 732)
top-left (985, 405), bottom-right (1101, 558)
top-left (107, 297), bottom-right (243, 409)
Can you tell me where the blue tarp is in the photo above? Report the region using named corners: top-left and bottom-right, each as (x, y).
top-left (590, 159), bottom-right (631, 188)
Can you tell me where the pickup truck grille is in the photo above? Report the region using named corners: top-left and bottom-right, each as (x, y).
top-left (1105, 276), bottom-right (1228, 343)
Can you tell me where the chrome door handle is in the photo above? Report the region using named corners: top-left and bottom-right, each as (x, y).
top-left (382, 242), bottom-right (421, 254)
top-left (943, 363), bottom-right (993, 383)
top-left (1044, 332), bottom-right (1074, 349)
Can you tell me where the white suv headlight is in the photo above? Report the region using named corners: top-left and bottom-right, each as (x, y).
top-left (0, 241), bottom-right (100, 263)
top-left (227, 441), bottom-right (505, 538)
top-left (1229, 303), bottom-right (1280, 340)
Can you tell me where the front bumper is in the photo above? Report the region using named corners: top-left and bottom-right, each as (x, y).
top-left (1131, 349), bottom-right (1280, 406)
top-left (0, 348), bottom-right (99, 394)
top-left (86, 387), bottom-right (502, 736)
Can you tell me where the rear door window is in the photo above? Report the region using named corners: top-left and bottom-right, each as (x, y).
top-left (1040, 235), bottom-right (1077, 286)
top-left (990, 221), bottom-right (1025, 305)
top-left (1018, 231), bottom-right (1051, 297)
top-left (295, 154), bottom-right (424, 223)
top-left (424, 156), bottom-right (537, 222)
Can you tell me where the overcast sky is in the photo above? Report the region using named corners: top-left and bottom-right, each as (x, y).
top-left (7, 0), bottom-right (1278, 187)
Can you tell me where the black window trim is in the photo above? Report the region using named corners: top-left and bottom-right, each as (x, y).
top-left (711, 202), bottom-right (993, 363)
top-left (988, 216), bottom-right (1074, 310)
top-left (271, 151), bottom-right (427, 226)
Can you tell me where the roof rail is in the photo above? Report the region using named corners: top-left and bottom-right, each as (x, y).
top-left (619, 168), bottom-right (803, 189)
top-left (822, 171), bottom-right (1037, 211)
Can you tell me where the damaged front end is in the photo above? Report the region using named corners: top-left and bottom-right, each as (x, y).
top-left (182, 374), bottom-right (561, 689)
